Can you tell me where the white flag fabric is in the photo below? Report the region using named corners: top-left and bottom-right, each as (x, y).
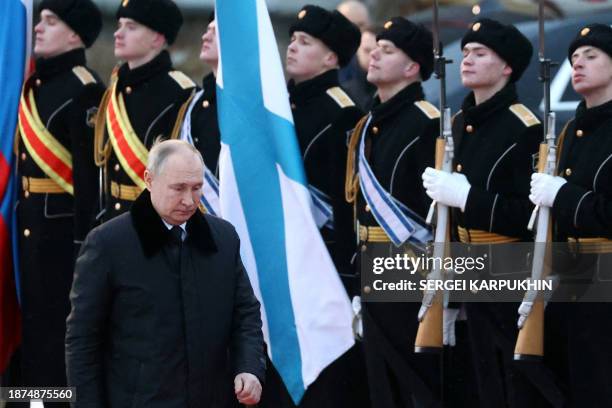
top-left (214, 0), bottom-right (354, 403)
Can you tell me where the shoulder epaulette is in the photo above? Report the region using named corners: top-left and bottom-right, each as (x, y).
top-left (509, 104), bottom-right (541, 127)
top-left (414, 100), bottom-right (440, 120)
top-left (326, 86), bottom-right (355, 108)
top-left (168, 70), bottom-right (196, 90)
top-left (72, 66), bottom-right (96, 85)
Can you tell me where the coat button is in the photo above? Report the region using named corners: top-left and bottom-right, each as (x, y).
top-left (290, 103), bottom-right (296, 110)
top-left (456, 164), bottom-right (463, 172)
top-left (361, 244), bottom-right (367, 252)
top-left (114, 164), bottom-right (120, 172)
top-left (565, 168), bottom-right (572, 177)
top-left (365, 204), bottom-right (371, 212)
top-left (35, 79), bottom-right (42, 86)
top-left (23, 228), bottom-right (31, 237)
top-left (24, 191), bottom-right (30, 198)
top-left (114, 202), bottom-right (121, 211)
top-left (194, 137), bottom-right (199, 143)
top-left (372, 126), bottom-right (379, 135)
top-left (466, 125), bottom-right (474, 133)
top-left (576, 129), bottom-right (584, 137)
top-left (125, 86), bottom-right (132, 94)
top-left (21, 152), bottom-right (27, 161)
top-left (363, 286), bottom-right (372, 294)
top-left (202, 100), bottom-right (210, 108)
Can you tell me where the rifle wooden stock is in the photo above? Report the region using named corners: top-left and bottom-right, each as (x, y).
top-left (514, 300), bottom-right (545, 360)
top-left (415, 137), bottom-right (448, 353)
top-left (515, 139), bottom-right (553, 361)
top-left (415, 299), bottom-right (444, 352)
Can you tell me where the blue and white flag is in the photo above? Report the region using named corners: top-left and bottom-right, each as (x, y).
top-left (179, 89), bottom-right (221, 216)
top-left (214, 0), bottom-right (354, 403)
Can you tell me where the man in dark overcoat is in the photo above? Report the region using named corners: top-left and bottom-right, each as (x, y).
top-left (66, 139), bottom-right (266, 407)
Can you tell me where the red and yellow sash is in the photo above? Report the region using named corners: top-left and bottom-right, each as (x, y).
top-left (105, 82), bottom-right (148, 189)
top-left (18, 86), bottom-right (74, 195)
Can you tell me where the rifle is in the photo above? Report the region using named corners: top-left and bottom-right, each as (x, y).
top-left (415, 0), bottom-right (452, 353)
top-left (514, 0), bottom-right (557, 361)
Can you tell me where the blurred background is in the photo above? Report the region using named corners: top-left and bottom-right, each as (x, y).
top-left (31, 0), bottom-right (612, 127)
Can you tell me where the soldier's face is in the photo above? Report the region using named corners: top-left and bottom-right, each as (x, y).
top-left (286, 31), bottom-right (336, 83)
top-left (461, 43), bottom-right (512, 90)
top-left (114, 18), bottom-right (164, 62)
top-left (357, 31), bottom-right (376, 72)
top-left (571, 46), bottom-right (612, 99)
top-left (34, 10), bottom-right (81, 58)
top-left (200, 20), bottom-right (219, 68)
top-left (145, 149), bottom-right (204, 226)
top-left (366, 40), bottom-right (415, 86)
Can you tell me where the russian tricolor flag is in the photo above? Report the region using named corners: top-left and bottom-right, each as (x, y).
top-left (0, 0), bottom-right (32, 373)
top-left (215, 0), bottom-right (354, 404)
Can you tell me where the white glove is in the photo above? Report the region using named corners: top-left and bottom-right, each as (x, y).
top-left (443, 308), bottom-right (460, 346)
top-left (422, 167), bottom-right (471, 211)
top-left (352, 296), bottom-right (363, 340)
top-left (529, 173), bottom-right (566, 208)
top-left (418, 290), bottom-right (435, 322)
top-left (517, 275), bottom-right (560, 329)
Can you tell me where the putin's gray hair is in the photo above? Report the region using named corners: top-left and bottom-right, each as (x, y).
top-left (147, 138), bottom-right (205, 176)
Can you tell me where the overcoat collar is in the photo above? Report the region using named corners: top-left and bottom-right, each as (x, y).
top-left (130, 189), bottom-right (217, 257)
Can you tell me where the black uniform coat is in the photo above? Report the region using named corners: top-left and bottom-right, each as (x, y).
top-left (188, 73), bottom-right (221, 175)
top-left (288, 69), bottom-right (363, 285)
top-left (16, 48), bottom-right (104, 388)
top-left (103, 51), bottom-right (195, 220)
top-left (66, 190), bottom-right (266, 408)
top-left (355, 82), bottom-right (440, 408)
top-left (452, 83), bottom-right (542, 239)
top-left (544, 98), bottom-right (612, 407)
top-left (452, 84), bottom-right (557, 408)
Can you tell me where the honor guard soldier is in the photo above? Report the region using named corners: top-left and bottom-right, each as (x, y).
top-left (178, 12), bottom-right (221, 215)
top-left (285, 5), bottom-right (363, 291)
top-left (260, 6), bottom-right (368, 408)
top-left (15, 0), bottom-right (104, 396)
top-left (422, 19), bottom-right (549, 407)
top-left (95, 0), bottom-right (196, 221)
top-left (346, 17), bottom-right (441, 407)
top-left (529, 24), bottom-right (612, 407)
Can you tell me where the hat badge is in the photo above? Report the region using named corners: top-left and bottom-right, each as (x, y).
top-left (384, 21), bottom-right (393, 30)
top-left (298, 10), bottom-right (306, 19)
top-left (122, 0), bottom-right (129, 6)
top-left (472, 22), bottom-right (481, 32)
top-left (581, 27), bottom-right (590, 36)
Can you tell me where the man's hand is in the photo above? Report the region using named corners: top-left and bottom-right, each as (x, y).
top-left (235, 372), bottom-right (262, 405)
top-left (529, 173), bottom-right (566, 207)
top-left (422, 167), bottom-right (471, 211)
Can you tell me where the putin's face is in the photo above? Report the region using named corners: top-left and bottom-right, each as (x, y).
top-left (145, 149), bottom-right (203, 226)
